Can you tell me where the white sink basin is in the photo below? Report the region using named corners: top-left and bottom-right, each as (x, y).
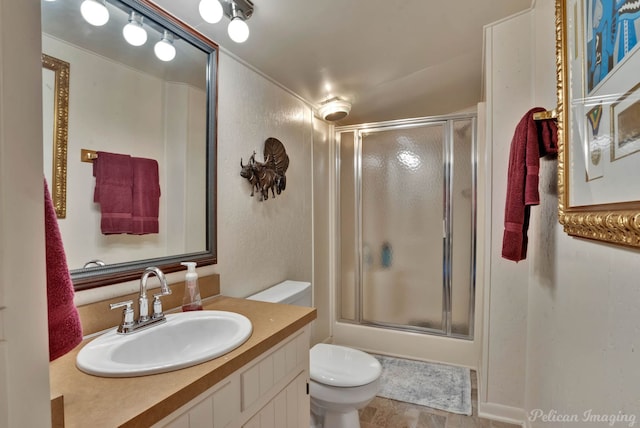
top-left (76, 310), bottom-right (253, 377)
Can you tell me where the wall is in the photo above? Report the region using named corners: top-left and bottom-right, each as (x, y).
top-left (312, 116), bottom-right (332, 344)
top-left (525, 1), bottom-right (640, 426)
top-left (483, 2), bottom-right (640, 426)
top-left (211, 52), bottom-right (314, 299)
top-left (0, 0), bottom-right (53, 426)
top-left (482, 8), bottom-right (533, 420)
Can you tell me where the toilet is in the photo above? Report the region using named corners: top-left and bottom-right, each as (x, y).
top-left (247, 280), bottom-right (382, 428)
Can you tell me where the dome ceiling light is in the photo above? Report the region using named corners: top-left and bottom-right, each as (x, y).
top-left (122, 11), bottom-right (147, 46)
top-left (154, 30), bottom-right (176, 62)
top-left (198, 0), bottom-right (254, 44)
top-left (319, 97), bottom-right (352, 122)
top-left (80, 0), bottom-right (109, 26)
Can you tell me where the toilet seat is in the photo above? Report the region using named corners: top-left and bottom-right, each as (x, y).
top-left (310, 344), bottom-right (382, 387)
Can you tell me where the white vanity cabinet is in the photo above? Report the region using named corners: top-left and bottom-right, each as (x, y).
top-left (153, 326), bottom-right (311, 428)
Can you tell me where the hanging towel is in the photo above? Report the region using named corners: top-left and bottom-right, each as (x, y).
top-left (45, 179), bottom-right (83, 361)
top-left (93, 151), bottom-right (133, 234)
top-left (502, 107), bottom-right (558, 262)
top-left (131, 157), bottom-right (161, 235)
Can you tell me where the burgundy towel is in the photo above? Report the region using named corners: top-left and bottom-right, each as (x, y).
top-left (131, 157), bottom-right (160, 235)
top-left (93, 151), bottom-right (133, 234)
top-left (502, 107), bottom-right (558, 262)
top-left (45, 179), bottom-right (83, 361)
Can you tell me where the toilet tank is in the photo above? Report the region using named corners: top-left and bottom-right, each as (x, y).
top-left (247, 280), bottom-right (312, 307)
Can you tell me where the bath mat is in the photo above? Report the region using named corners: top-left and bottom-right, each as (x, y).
top-left (373, 354), bottom-right (472, 415)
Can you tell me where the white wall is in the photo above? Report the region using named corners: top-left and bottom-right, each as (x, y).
top-left (525, 1), bottom-right (640, 426)
top-left (483, 2), bottom-right (640, 426)
top-left (0, 0), bottom-right (53, 426)
top-left (312, 117), bottom-right (332, 344)
top-left (210, 52), bottom-right (314, 299)
top-left (482, 8), bottom-right (534, 419)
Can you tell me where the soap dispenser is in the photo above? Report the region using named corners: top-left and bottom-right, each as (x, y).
top-left (181, 261), bottom-right (203, 311)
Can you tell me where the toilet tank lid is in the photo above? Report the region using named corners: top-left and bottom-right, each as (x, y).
top-left (246, 280), bottom-right (311, 304)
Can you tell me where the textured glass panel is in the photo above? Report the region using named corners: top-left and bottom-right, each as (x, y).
top-left (360, 125), bottom-right (445, 330)
top-left (451, 119), bottom-right (474, 336)
top-left (339, 132), bottom-right (356, 321)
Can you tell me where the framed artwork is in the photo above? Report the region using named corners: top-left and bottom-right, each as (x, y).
top-left (557, 0), bottom-right (640, 247)
top-left (42, 53), bottom-right (70, 219)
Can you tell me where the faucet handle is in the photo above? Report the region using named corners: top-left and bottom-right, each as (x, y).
top-left (110, 300), bottom-right (134, 331)
top-left (151, 293), bottom-right (168, 319)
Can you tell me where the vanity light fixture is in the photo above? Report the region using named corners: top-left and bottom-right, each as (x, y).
top-left (198, 0), bottom-right (254, 44)
top-left (154, 30), bottom-right (176, 61)
top-left (319, 97), bottom-right (352, 122)
top-left (199, 0), bottom-right (223, 24)
top-left (228, 3), bottom-right (249, 43)
top-left (122, 11), bottom-right (147, 46)
top-left (80, 0), bottom-right (109, 27)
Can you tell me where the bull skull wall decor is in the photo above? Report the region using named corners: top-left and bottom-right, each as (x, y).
top-left (240, 137), bottom-right (289, 201)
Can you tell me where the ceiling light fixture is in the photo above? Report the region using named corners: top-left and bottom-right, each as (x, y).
top-left (122, 11), bottom-right (147, 46)
top-left (199, 0), bottom-right (254, 44)
top-left (199, 0), bottom-right (223, 24)
top-left (319, 97), bottom-right (352, 122)
top-left (80, 0), bottom-right (109, 26)
top-left (154, 30), bottom-right (176, 62)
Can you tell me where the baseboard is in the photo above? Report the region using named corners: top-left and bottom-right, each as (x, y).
top-left (478, 402), bottom-right (527, 426)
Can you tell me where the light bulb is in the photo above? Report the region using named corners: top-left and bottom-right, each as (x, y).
top-left (80, 0), bottom-right (109, 27)
top-left (199, 0), bottom-right (223, 24)
top-left (228, 17), bottom-right (249, 43)
top-left (154, 32), bottom-right (176, 62)
top-left (122, 13), bottom-right (147, 46)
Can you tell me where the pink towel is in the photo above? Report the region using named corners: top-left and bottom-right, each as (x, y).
top-left (502, 107), bottom-right (558, 262)
top-left (93, 151), bottom-right (133, 234)
top-left (45, 179), bottom-right (83, 361)
top-left (131, 157), bottom-right (161, 235)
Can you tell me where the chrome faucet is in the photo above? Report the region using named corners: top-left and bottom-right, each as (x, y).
top-left (110, 266), bottom-right (172, 334)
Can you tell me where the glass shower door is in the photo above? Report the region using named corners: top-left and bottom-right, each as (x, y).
top-left (359, 124), bottom-right (446, 331)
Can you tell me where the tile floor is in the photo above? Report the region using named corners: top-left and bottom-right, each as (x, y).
top-left (358, 371), bottom-right (521, 428)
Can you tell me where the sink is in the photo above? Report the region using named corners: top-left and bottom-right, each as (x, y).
top-left (76, 310), bottom-right (252, 377)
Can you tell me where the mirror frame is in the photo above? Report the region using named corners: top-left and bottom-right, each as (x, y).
top-left (65, 0), bottom-right (218, 290)
top-left (42, 53), bottom-right (70, 219)
top-left (556, 0), bottom-right (640, 248)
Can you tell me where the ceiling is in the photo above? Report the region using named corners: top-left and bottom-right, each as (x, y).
top-left (153, 0), bottom-right (532, 125)
top-left (44, 0), bottom-right (533, 125)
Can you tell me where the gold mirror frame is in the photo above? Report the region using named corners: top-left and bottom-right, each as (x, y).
top-left (556, 0), bottom-right (640, 248)
top-left (42, 53), bottom-right (70, 219)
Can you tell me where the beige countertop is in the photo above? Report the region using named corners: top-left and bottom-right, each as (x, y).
top-left (50, 296), bottom-right (316, 427)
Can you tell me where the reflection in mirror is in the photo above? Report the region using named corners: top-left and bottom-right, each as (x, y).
top-left (41, 0), bottom-right (217, 290)
top-left (42, 54), bottom-right (70, 219)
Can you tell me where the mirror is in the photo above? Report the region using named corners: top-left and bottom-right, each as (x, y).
top-left (41, 0), bottom-right (218, 290)
top-left (42, 53), bottom-right (70, 219)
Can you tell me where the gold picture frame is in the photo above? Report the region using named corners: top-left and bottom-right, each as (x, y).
top-left (557, 0), bottom-right (640, 248)
top-left (42, 53), bottom-right (69, 219)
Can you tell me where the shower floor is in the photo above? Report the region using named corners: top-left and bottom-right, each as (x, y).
top-left (358, 371), bottom-right (520, 428)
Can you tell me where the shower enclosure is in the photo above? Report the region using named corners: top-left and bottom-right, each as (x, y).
top-left (336, 113), bottom-right (476, 339)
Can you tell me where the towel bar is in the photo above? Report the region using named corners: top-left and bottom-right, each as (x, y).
top-left (533, 109), bottom-right (557, 121)
top-left (81, 149), bottom-right (98, 163)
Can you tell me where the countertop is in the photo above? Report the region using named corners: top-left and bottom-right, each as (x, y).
top-left (49, 296), bottom-right (317, 427)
